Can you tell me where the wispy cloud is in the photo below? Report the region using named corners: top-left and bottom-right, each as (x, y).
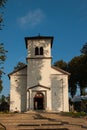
top-left (18, 9), bottom-right (45, 29)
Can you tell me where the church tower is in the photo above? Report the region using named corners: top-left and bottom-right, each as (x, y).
top-left (9, 35), bottom-right (69, 112)
top-left (25, 36), bottom-right (53, 110)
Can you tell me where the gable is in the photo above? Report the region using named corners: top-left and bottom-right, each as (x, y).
top-left (27, 84), bottom-right (50, 90)
top-left (51, 66), bottom-right (70, 75)
top-left (8, 65), bottom-right (27, 78)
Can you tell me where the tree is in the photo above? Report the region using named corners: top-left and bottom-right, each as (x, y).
top-left (0, 0), bottom-right (7, 29)
top-left (0, 0), bottom-right (8, 93)
top-left (79, 43), bottom-right (87, 94)
top-left (78, 55), bottom-right (87, 94)
top-left (0, 95), bottom-right (9, 111)
top-left (14, 62), bottom-right (26, 71)
top-left (0, 0), bottom-right (7, 7)
top-left (80, 42), bottom-right (87, 55)
top-left (0, 43), bottom-right (7, 92)
top-left (54, 60), bottom-right (68, 71)
top-left (68, 56), bottom-right (80, 97)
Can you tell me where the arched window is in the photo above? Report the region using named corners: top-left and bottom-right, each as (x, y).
top-left (40, 47), bottom-right (43, 55)
top-left (35, 47), bottom-right (39, 55)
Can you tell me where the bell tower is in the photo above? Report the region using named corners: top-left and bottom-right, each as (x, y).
top-left (25, 36), bottom-right (53, 88)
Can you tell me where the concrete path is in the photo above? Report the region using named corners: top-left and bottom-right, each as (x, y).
top-left (0, 111), bottom-right (87, 130)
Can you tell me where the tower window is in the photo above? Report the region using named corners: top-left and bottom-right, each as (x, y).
top-left (35, 47), bottom-right (39, 55)
top-left (35, 47), bottom-right (44, 55)
top-left (40, 47), bottom-right (43, 55)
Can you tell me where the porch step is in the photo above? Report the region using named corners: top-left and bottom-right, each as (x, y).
top-left (17, 122), bottom-right (68, 130)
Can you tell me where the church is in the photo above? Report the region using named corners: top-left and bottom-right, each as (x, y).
top-left (9, 35), bottom-right (70, 112)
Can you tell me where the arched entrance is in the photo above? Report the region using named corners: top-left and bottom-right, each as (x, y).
top-left (34, 92), bottom-right (44, 110)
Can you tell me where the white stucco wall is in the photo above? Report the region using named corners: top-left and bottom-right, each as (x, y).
top-left (10, 67), bottom-right (27, 112)
top-left (51, 72), bottom-right (69, 112)
top-left (27, 59), bottom-right (51, 88)
top-left (27, 39), bottom-right (51, 58)
top-left (9, 36), bottom-right (69, 112)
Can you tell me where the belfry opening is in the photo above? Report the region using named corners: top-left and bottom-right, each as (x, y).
top-left (34, 92), bottom-right (44, 110)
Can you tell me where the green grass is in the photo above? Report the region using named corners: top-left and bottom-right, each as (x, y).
top-left (61, 111), bottom-right (86, 117)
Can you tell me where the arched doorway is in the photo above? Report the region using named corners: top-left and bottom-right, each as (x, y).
top-left (34, 92), bottom-right (44, 110)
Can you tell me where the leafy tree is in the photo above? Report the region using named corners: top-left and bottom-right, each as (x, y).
top-left (0, 0), bottom-right (7, 7)
top-left (68, 55), bottom-right (85, 96)
top-left (0, 43), bottom-right (7, 92)
top-left (0, 0), bottom-right (7, 29)
top-left (14, 62), bottom-right (26, 71)
top-left (0, 95), bottom-right (9, 111)
top-left (78, 55), bottom-right (87, 94)
top-left (0, 94), bottom-right (5, 103)
top-left (0, 0), bottom-right (8, 93)
top-left (80, 42), bottom-right (87, 55)
top-left (68, 56), bottom-right (80, 97)
top-left (54, 60), bottom-right (68, 71)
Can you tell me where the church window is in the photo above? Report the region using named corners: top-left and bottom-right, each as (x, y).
top-left (40, 47), bottom-right (43, 55)
top-left (35, 47), bottom-right (39, 55)
top-left (35, 47), bottom-right (44, 55)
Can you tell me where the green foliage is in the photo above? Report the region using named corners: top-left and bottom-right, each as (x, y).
top-left (54, 54), bottom-right (87, 97)
top-left (68, 56), bottom-right (81, 97)
top-left (80, 42), bottom-right (87, 55)
top-left (54, 60), bottom-right (68, 71)
top-left (0, 95), bottom-right (9, 112)
top-left (0, 43), bottom-right (7, 63)
top-left (68, 54), bottom-right (87, 96)
top-left (0, 0), bottom-right (7, 7)
top-left (0, 79), bottom-right (3, 91)
top-left (0, 1), bottom-right (8, 92)
top-left (14, 62), bottom-right (26, 71)
top-left (0, 43), bottom-right (7, 93)
top-left (0, 0), bottom-right (7, 29)
top-left (61, 111), bottom-right (86, 117)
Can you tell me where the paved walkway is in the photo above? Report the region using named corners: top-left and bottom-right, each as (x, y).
top-left (0, 111), bottom-right (87, 130)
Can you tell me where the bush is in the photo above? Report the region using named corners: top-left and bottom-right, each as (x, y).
top-left (61, 111), bottom-right (86, 117)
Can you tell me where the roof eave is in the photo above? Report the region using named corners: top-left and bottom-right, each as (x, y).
top-left (52, 66), bottom-right (70, 76)
top-left (25, 36), bottom-right (54, 48)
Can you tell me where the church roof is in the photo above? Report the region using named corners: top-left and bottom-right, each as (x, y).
top-left (8, 65), bottom-right (70, 78)
top-left (52, 66), bottom-right (70, 75)
top-left (25, 35), bottom-right (54, 48)
top-left (8, 65), bottom-right (27, 78)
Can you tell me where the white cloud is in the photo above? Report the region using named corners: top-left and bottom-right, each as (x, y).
top-left (18, 9), bottom-right (45, 28)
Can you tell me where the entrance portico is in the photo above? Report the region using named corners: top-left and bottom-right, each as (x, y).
top-left (27, 84), bottom-right (51, 111)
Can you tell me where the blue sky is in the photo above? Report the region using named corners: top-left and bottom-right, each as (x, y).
top-left (0, 0), bottom-right (87, 96)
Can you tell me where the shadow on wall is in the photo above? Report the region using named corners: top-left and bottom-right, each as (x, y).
top-left (51, 75), bottom-right (66, 111)
top-left (12, 41), bottom-right (50, 112)
top-left (27, 41), bottom-right (50, 87)
top-left (27, 39), bottom-right (50, 57)
top-left (10, 67), bottom-right (27, 112)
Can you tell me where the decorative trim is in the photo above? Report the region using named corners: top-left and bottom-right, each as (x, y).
top-left (26, 57), bottom-right (52, 60)
top-left (25, 36), bottom-right (54, 48)
top-left (27, 84), bottom-right (50, 90)
top-left (52, 66), bottom-right (70, 75)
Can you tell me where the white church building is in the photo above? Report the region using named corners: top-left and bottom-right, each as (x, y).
top-left (9, 36), bottom-right (70, 112)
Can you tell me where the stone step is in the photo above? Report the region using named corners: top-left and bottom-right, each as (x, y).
top-left (18, 126), bottom-right (69, 130)
top-left (17, 123), bottom-right (69, 130)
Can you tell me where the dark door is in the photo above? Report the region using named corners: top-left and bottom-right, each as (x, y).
top-left (34, 92), bottom-right (44, 110)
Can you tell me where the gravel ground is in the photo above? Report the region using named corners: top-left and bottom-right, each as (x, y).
top-left (0, 111), bottom-right (87, 130)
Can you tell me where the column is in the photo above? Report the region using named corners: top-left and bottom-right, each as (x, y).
top-left (26, 90), bottom-right (30, 111)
